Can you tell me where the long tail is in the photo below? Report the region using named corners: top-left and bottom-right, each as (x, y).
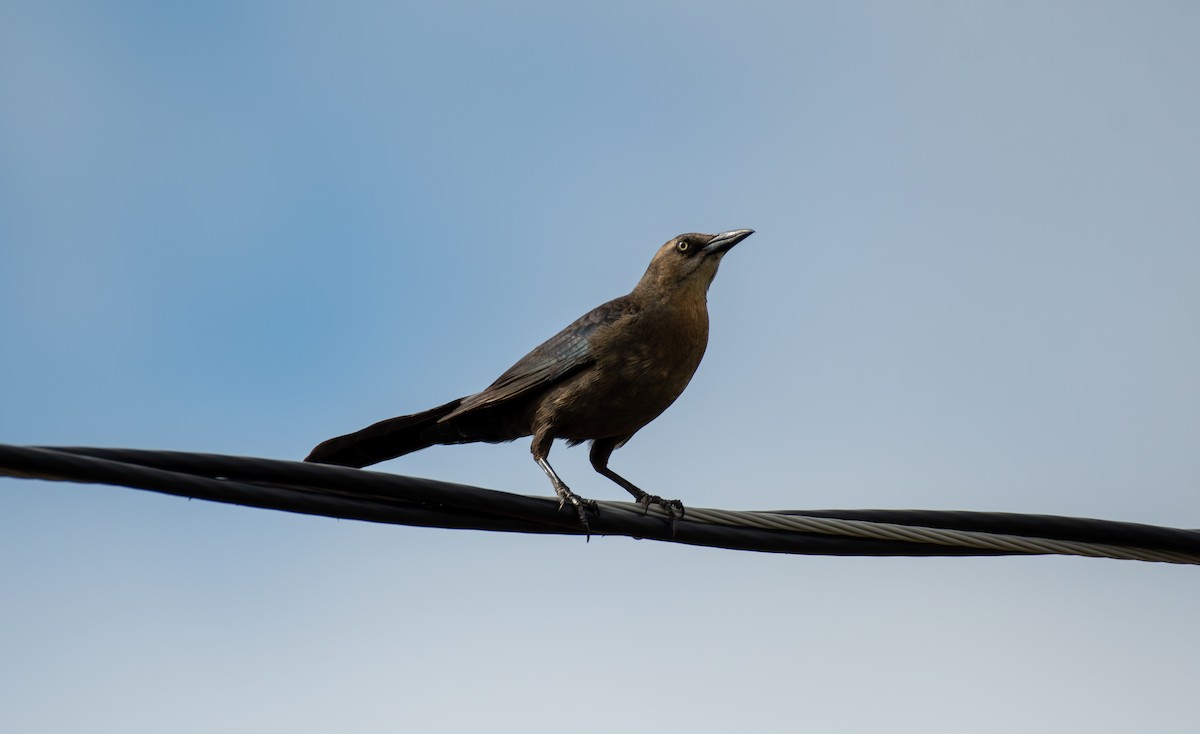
top-left (304, 398), bottom-right (465, 468)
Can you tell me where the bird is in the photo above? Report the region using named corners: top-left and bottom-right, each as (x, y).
top-left (305, 228), bottom-right (754, 530)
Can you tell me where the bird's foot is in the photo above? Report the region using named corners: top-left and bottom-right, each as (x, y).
top-left (554, 483), bottom-right (599, 536)
top-left (632, 491), bottom-right (685, 534)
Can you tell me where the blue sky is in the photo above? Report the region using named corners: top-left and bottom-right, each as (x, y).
top-left (2, 2), bottom-right (1198, 731)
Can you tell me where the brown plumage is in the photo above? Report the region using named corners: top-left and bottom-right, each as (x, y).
top-left (305, 228), bottom-right (754, 528)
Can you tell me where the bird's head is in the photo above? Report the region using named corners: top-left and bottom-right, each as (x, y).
top-left (635, 229), bottom-right (754, 297)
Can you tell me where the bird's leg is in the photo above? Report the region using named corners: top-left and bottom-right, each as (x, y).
top-left (536, 456), bottom-right (599, 523)
top-left (589, 439), bottom-right (684, 530)
top-left (600, 467), bottom-right (686, 523)
top-left (533, 437), bottom-right (598, 533)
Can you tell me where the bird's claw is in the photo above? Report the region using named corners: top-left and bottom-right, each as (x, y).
top-left (634, 493), bottom-right (685, 534)
top-left (635, 492), bottom-right (684, 517)
top-left (554, 484), bottom-right (599, 537)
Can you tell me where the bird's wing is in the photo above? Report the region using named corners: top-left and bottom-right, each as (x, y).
top-left (444, 296), bottom-right (635, 418)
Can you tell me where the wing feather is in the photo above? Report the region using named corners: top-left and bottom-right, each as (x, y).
top-left (444, 296), bottom-right (635, 419)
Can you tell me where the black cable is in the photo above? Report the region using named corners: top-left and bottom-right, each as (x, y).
top-left (2, 444), bottom-right (1198, 561)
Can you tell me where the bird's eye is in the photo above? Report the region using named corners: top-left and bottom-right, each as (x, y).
top-left (676, 241), bottom-right (691, 253)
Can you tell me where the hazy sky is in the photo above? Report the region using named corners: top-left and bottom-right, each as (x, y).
top-left (2, 2), bottom-right (1198, 732)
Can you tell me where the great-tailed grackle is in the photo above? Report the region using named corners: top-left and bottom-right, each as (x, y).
top-left (305, 228), bottom-right (754, 529)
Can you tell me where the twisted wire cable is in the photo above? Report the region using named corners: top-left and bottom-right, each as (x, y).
top-left (2, 444), bottom-right (1197, 565)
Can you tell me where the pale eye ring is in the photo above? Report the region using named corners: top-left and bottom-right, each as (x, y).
top-left (676, 240), bottom-right (691, 253)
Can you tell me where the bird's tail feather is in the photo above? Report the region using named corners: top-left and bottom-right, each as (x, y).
top-left (304, 398), bottom-right (466, 468)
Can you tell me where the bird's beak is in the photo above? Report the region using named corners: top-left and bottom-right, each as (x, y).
top-left (703, 229), bottom-right (754, 256)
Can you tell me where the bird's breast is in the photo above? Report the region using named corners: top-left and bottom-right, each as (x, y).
top-left (541, 299), bottom-right (710, 440)
top-left (603, 307), bottom-right (708, 388)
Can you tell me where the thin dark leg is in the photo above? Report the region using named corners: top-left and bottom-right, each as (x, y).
top-left (532, 433), bottom-right (597, 533)
top-left (589, 438), bottom-right (685, 527)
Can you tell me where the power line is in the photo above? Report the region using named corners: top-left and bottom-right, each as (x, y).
top-left (2, 444), bottom-right (1197, 564)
